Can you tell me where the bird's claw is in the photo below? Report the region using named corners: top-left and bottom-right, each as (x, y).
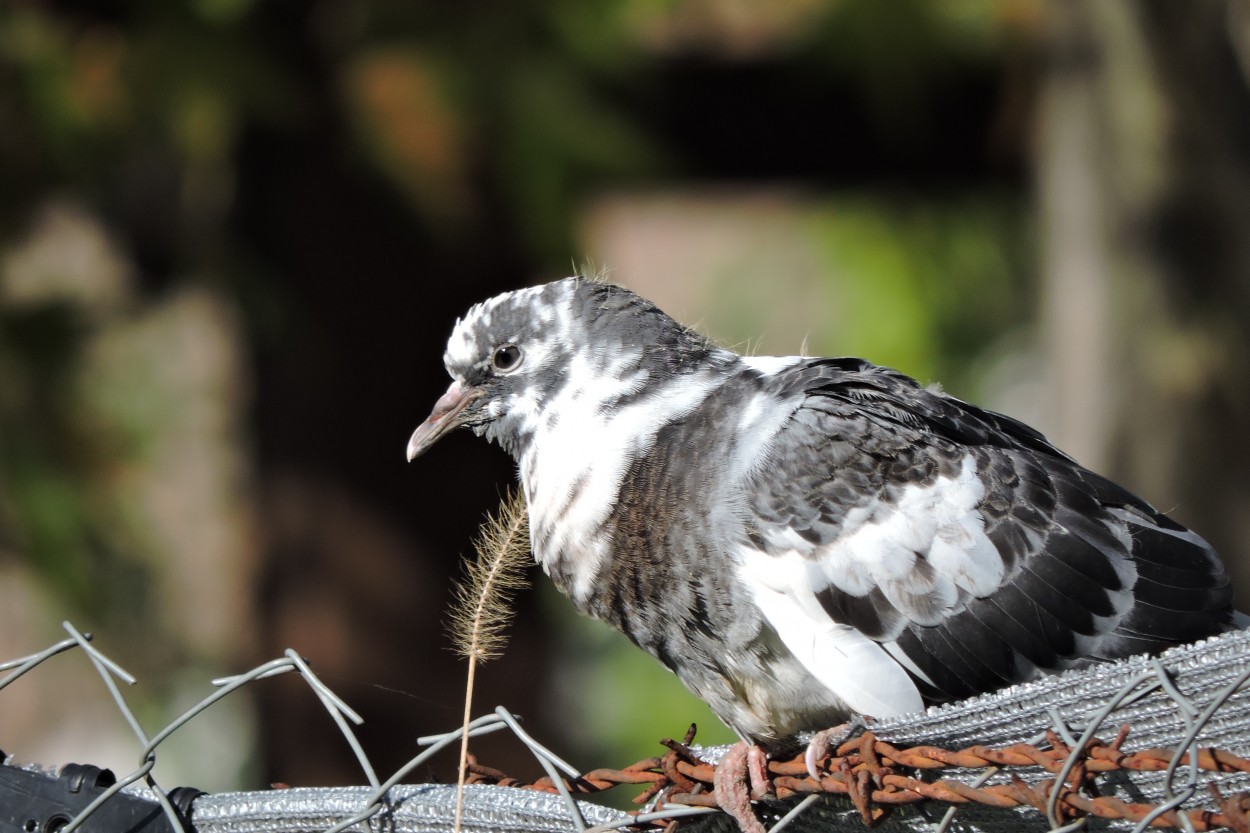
top-left (713, 741), bottom-right (770, 833)
top-left (804, 714), bottom-right (875, 781)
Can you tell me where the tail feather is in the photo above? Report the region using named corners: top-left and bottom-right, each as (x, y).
top-left (1106, 507), bottom-right (1233, 654)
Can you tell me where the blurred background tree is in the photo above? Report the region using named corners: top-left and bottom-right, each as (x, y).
top-left (0, 0), bottom-right (1247, 795)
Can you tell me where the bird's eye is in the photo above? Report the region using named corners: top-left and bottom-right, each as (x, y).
top-left (492, 344), bottom-right (522, 372)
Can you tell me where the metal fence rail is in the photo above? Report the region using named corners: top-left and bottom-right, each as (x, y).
top-left (3, 622), bottom-right (1250, 833)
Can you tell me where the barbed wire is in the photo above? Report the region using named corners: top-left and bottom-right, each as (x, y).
top-left (3, 623), bottom-right (1250, 833)
top-left (446, 650), bottom-right (1250, 832)
top-left (467, 722), bottom-right (1250, 830)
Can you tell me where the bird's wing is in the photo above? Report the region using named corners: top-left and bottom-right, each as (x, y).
top-left (738, 358), bottom-right (1232, 709)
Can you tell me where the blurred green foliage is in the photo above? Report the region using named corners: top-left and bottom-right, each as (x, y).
top-left (810, 196), bottom-right (1026, 388)
top-left (0, 0), bottom-right (1039, 781)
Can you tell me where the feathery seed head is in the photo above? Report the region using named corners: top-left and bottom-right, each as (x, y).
top-left (449, 488), bottom-right (532, 662)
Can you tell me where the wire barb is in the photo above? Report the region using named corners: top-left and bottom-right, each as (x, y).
top-left (5, 627), bottom-right (1250, 833)
top-left (466, 723), bottom-right (1250, 832)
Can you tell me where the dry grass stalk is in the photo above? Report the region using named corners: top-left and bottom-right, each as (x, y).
top-left (448, 488), bottom-right (531, 832)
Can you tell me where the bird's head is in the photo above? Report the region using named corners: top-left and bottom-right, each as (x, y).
top-left (406, 277), bottom-right (721, 462)
top-left (406, 279), bottom-right (575, 461)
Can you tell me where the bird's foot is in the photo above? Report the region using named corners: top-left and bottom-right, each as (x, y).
top-left (804, 714), bottom-right (875, 781)
top-left (712, 741), bottom-right (770, 833)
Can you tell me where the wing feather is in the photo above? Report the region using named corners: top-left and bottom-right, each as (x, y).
top-left (740, 357), bottom-right (1232, 709)
top-left (972, 594), bottom-right (1061, 669)
top-left (739, 552), bottom-right (925, 717)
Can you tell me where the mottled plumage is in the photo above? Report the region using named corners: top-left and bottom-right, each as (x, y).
top-left (408, 277), bottom-right (1234, 749)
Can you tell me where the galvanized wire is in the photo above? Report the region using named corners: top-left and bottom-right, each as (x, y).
top-left (4, 624), bottom-right (1250, 833)
top-left (0, 623), bottom-right (632, 833)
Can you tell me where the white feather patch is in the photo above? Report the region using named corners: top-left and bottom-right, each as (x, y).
top-left (740, 355), bottom-right (804, 375)
top-left (738, 548), bottom-right (925, 718)
top-left (522, 367), bottom-right (722, 602)
top-left (775, 455), bottom-right (1004, 606)
top-left (735, 455), bottom-right (1009, 713)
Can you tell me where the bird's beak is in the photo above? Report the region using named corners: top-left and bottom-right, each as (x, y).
top-left (406, 381), bottom-right (482, 461)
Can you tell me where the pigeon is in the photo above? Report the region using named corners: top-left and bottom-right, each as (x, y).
top-left (407, 277), bottom-right (1234, 828)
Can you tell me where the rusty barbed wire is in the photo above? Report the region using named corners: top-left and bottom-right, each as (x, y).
top-left (464, 723), bottom-right (1250, 831)
top-left (6, 625), bottom-right (1250, 833)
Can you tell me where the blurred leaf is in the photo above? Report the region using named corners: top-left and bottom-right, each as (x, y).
top-left (0, 302), bottom-right (104, 611)
top-left (795, 0), bottom-right (1013, 144)
top-left (0, 11), bottom-right (122, 168)
top-left (343, 47), bottom-right (472, 226)
top-left (545, 0), bottom-right (643, 71)
top-left (192, 0), bottom-right (255, 26)
top-left (497, 59), bottom-right (660, 258)
top-left (811, 196), bottom-right (1026, 393)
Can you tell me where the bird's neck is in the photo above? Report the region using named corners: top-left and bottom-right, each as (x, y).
top-left (515, 351), bottom-right (812, 611)
top-left (516, 361), bottom-right (734, 604)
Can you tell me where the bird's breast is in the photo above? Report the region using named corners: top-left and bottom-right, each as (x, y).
top-left (519, 368), bottom-right (733, 604)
